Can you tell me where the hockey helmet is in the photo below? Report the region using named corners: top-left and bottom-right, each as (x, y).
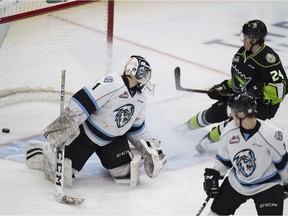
top-left (229, 92), bottom-right (257, 116)
top-left (124, 55), bottom-right (151, 83)
top-left (242, 20), bottom-right (267, 44)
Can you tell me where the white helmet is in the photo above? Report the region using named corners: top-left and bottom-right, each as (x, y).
top-left (124, 55), bottom-right (152, 83)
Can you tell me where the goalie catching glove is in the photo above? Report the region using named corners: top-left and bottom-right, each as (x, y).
top-left (42, 106), bottom-right (80, 149)
top-left (137, 139), bottom-right (167, 178)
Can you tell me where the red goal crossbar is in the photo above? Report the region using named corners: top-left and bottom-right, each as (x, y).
top-left (0, 0), bottom-right (114, 46)
top-left (0, 0), bottom-right (98, 24)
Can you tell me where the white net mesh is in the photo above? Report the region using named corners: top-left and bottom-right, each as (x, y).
top-left (0, 0), bottom-right (113, 106)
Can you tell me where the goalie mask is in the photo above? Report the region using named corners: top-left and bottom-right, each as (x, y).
top-left (124, 55), bottom-right (155, 94)
top-left (124, 55), bottom-right (152, 84)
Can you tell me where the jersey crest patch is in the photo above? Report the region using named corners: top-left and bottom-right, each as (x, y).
top-left (104, 76), bottom-right (113, 83)
top-left (114, 104), bottom-right (135, 128)
top-left (229, 135), bottom-right (240, 144)
top-left (233, 149), bottom-right (256, 178)
top-left (274, 131), bottom-right (283, 141)
top-left (265, 53), bottom-right (276, 63)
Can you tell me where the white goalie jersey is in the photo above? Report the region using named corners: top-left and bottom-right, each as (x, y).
top-left (213, 119), bottom-right (288, 196)
top-left (68, 72), bottom-right (150, 146)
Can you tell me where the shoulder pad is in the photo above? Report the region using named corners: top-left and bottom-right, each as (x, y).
top-left (253, 46), bottom-right (280, 67)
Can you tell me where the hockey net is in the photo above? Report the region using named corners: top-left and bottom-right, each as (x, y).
top-left (0, 0), bottom-right (114, 107)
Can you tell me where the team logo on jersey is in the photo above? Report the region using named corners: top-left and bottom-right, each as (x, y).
top-left (233, 149), bottom-right (256, 177)
top-left (104, 76), bottom-right (113, 83)
top-left (119, 91), bottom-right (129, 98)
top-left (232, 65), bottom-right (252, 91)
top-left (233, 56), bottom-right (240, 63)
top-left (229, 135), bottom-right (240, 144)
top-left (274, 131), bottom-right (283, 141)
top-left (265, 53), bottom-right (276, 63)
top-left (114, 104), bottom-right (135, 128)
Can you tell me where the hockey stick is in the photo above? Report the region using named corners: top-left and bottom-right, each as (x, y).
top-left (196, 194), bottom-right (211, 216)
top-left (174, 67), bottom-right (208, 94)
top-left (54, 70), bottom-right (85, 205)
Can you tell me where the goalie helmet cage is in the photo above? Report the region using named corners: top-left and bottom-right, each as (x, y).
top-left (0, 0), bottom-right (114, 107)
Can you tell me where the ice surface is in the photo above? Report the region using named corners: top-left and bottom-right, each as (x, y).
top-left (1, 1), bottom-right (288, 215)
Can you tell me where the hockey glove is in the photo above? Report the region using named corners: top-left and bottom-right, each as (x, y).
top-left (138, 139), bottom-right (167, 178)
top-left (42, 106), bottom-right (80, 149)
top-left (203, 168), bottom-right (221, 198)
top-left (207, 80), bottom-right (232, 100)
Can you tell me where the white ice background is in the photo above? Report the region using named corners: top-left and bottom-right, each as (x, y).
top-left (1, 1), bottom-right (288, 215)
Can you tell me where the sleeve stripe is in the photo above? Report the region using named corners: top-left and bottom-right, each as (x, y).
top-left (72, 87), bottom-right (98, 115)
top-left (233, 168), bottom-right (281, 187)
top-left (83, 87), bottom-right (99, 110)
top-left (274, 152), bottom-right (288, 171)
top-left (127, 122), bottom-right (145, 135)
top-left (85, 118), bottom-right (115, 142)
top-left (71, 97), bottom-right (89, 117)
top-left (216, 154), bottom-right (233, 169)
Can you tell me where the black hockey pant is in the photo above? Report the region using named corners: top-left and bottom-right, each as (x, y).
top-left (65, 125), bottom-right (132, 171)
top-left (211, 178), bottom-right (284, 215)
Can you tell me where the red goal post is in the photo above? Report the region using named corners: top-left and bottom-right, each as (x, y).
top-left (0, 0), bottom-right (114, 106)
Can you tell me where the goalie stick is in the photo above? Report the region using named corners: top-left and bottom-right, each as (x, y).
top-left (174, 67), bottom-right (208, 94)
top-left (54, 70), bottom-right (85, 205)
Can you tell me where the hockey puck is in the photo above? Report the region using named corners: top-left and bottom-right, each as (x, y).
top-left (2, 128), bottom-right (10, 133)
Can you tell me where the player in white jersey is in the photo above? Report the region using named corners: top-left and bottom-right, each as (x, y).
top-left (26, 55), bottom-right (167, 184)
top-left (203, 92), bottom-right (288, 215)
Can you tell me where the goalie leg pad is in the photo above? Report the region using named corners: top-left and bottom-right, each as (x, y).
top-left (43, 145), bottom-right (73, 187)
top-left (110, 149), bottom-right (142, 189)
top-left (27, 140), bottom-right (73, 186)
top-left (108, 163), bottom-right (130, 179)
top-left (130, 149), bottom-right (142, 189)
top-left (26, 140), bottom-right (47, 171)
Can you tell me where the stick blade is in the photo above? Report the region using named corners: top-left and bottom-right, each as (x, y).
top-left (174, 67), bottom-right (181, 90)
top-left (174, 67), bottom-right (208, 94)
top-left (55, 194), bottom-right (85, 206)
